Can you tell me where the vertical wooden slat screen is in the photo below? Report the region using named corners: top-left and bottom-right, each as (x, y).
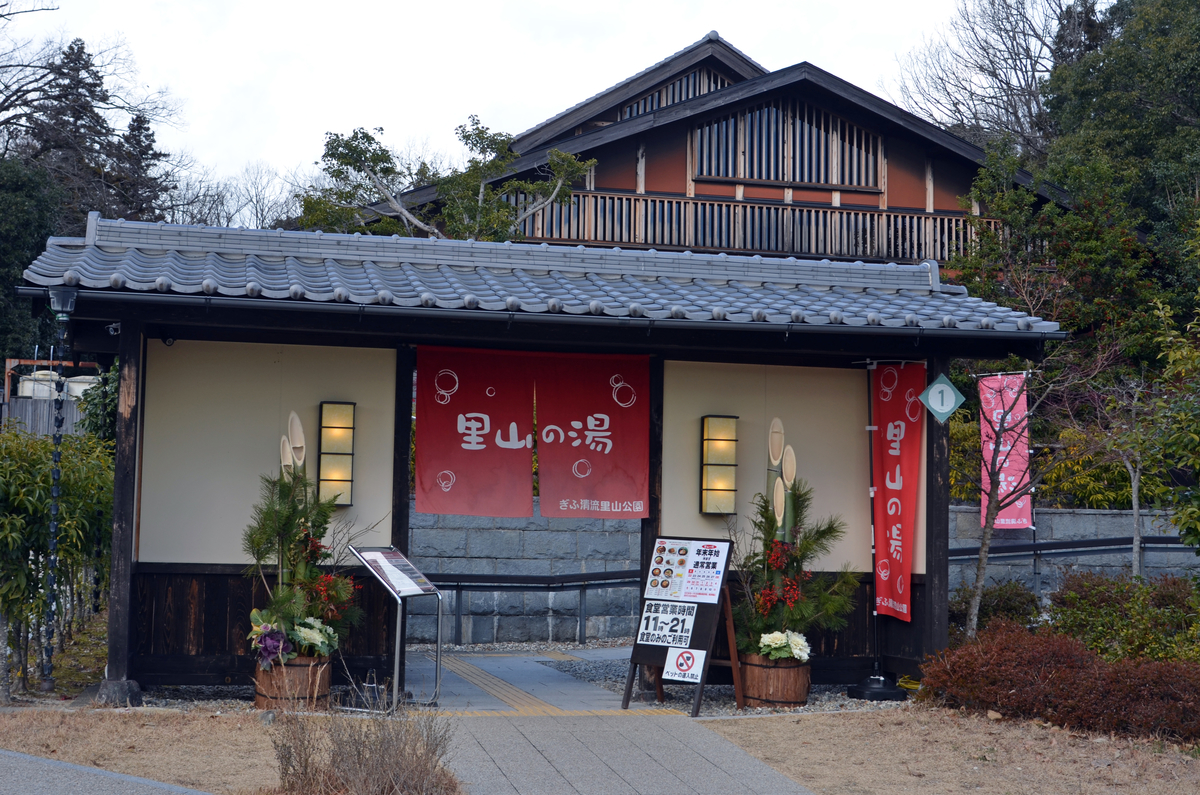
top-left (693, 100), bottom-right (881, 188)
top-left (623, 67), bottom-right (732, 120)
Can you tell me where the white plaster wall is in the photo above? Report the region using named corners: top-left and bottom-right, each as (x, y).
top-left (662, 360), bottom-right (927, 574)
top-left (138, 340), bottom-right (396, 563)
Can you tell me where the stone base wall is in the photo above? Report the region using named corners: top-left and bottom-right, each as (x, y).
top-left (404, 498), bottom-right (640, 643)
top-left (949, 506), bottom-right (1200, 598)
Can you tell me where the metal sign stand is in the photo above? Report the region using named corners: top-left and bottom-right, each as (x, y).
top-left (349, 545), bottom-right (443, 711)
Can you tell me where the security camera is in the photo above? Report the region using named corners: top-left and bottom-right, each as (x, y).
top-left (105, 322), bottom-right (121, 336)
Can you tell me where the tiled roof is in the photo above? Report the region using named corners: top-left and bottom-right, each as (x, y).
top-left (23, 214), bottom-right (1060, 334)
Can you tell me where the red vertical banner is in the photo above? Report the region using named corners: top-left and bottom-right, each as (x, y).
top-left (871, 363), bottom-right (926, 622)
top-left (415, 347), bottom-right (535, 517)
top-left (979, 374), bottom-right (1032, 529)
top-left (536, 355), bottom-right (649, 518)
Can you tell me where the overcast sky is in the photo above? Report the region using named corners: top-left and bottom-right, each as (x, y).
top-left (14, 0), bottom-right (957, 179)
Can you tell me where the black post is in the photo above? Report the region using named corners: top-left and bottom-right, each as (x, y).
top-left (637, 356), bottom-right (664, 691)
top-left (847, 362), bottom-right (906, 702)
top-left (97, 320), bottom-right (142, 706)
top-left (391, 346), bottom-right (415, 689)
top-left (923, 355), bottom-right (951, 656)
top-left (39, 316), bottom-right (69, 691)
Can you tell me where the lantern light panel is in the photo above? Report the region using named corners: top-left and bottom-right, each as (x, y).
top-left (318, 402), bottom-right (355, 506)
top-left (700, 415), bottom-right (738, 514)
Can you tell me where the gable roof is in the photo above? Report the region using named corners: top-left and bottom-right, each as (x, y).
top-left (404, 55), bottom-right (1060, 208)
top-left (22, 214), bottom-right (1061, 340)
top-left (511, 60), bottom-right (1024, 182)
top-left (510, 31), bottom-right (768, 154)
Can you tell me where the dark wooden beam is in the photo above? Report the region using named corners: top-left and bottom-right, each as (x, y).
top-left (392, 345), bottom-right (415, 687)
top-left (67, 297), bottom-right (1049, 364)
top-left (98, 319), bottom-right (144, 705)
top-left (923, 356), bottom-right (951, 658)
top-left (640, 355), bottom-right (665, 591)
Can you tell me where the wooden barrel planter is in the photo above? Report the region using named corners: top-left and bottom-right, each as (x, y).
top-left (740, 653), bottom-right (811, 707)
top-left (254, 656), bottom-right (331, 710)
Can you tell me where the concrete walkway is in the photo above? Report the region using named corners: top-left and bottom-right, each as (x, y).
top-left (0, 748), bottom-right (213, 795)
top-left (408, 647), bottom-right (815, 795)
top-left (2, 646), bottom-right (813, 795)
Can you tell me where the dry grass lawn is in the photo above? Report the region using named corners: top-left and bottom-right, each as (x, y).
top-left (0, 706), bottom-right (277, 794)
top-left (705, 703), bottom-right (1200, 794)
top-left (3, 701), bottom-right (1200, 794)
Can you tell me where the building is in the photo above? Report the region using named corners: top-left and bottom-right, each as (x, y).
top-left (21, 34), bottom-right (1062, 704)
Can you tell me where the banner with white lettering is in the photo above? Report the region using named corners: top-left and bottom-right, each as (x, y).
top-left (414, 347), bottom-right (650, 519)
top-left (870, 363), bottom-right (925, 622)
top-left (536, 354), bottom-right (649, 518)
top-left (415, 347), bottom-right (534, 517)
top-left (978, 374), bottom-right (1032, 530)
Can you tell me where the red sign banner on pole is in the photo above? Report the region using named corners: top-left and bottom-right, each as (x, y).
top-left (536, 354), bottom-right (649, 518)
top-left (978, 374), bottom-right (1032, 529)
top-left (414, 347), bottom-right (535, 517)
top-left (871, 363), bottom-right (926, 622)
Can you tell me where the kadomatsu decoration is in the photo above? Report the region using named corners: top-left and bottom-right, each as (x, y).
top-left (242, 418), bottom-right (363, 680)
top-left (732, 480), bottom-right (859, 657)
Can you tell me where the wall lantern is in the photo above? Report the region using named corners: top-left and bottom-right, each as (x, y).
top-left (318, 401), bottom-right (355, 506)
top-left (700, 415), bottom-right (738, 514)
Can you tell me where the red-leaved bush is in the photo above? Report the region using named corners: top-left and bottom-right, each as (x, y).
top-left (919, 620), bottom-right (1200, 739)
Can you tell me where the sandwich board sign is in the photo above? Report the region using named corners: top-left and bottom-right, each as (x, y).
top-left (622, 537), bottom-right (731, 716)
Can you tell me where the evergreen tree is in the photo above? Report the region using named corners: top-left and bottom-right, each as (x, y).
top-left (0, 157), bottom-right (58, 359)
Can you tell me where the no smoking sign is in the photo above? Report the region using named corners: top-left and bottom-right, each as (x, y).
top-left (663, 647), bottom-right (706, 683)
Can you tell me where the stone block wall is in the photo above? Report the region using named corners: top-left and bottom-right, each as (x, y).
top-left (949, 506), bottom-right (1199, 598)
top-left (404, 498), bottom-right (640, 643)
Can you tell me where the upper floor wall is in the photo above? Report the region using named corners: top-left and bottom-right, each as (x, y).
top-left (516, 90), bottom-right (984, 264)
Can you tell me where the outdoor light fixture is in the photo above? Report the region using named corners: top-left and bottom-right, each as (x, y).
top-left (317, 402), bottom-right (355, 506)
top-left (700, 415), bottom-right (738, 514)
top-left (47, 286), bottom-right (77, 319)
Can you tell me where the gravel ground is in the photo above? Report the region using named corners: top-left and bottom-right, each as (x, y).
top-left (129, 638), bottom-right (907, 719)
top-left (540, 657), bottom-right (909, 718)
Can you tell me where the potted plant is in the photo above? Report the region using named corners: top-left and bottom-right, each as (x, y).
top-left (243, 451), bottom-right (363, 710)
top-left (731, 480), bottom-right (859, 707)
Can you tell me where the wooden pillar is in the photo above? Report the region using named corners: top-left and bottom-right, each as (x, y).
top-left (391, 346), bottom-right (415, 685)
top-left (98, 319), bottom-right (143, 705)
top-left (924, 355), bottom-right (951, 657)
top-left (639, 356), bottom-right (665, 587)
top-left (637, 356), bottom-right (664, 691)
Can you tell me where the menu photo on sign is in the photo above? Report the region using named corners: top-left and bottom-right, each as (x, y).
top-left (350, 546), bottom-right (438, 599)
top-left (643, 538), bottom-right (729, 604)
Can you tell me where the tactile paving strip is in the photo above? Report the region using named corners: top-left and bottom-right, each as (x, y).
top-left (435, 655), bottom-right (683, 717)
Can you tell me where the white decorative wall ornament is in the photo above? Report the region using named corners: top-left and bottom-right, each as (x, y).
top-left (287, 411), bottom-right (306, 467)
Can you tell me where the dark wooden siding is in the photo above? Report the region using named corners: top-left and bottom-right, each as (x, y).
top-left (130, 564), bottom-right (396, 686)
top-left (884, 138), bottom-right (927, 210)
top-left (591, 141), bottom-right (637, 192)
top-left (933, 157), bottom-right (975, 212)
top-left (643, 130), bottom-right (686, 194)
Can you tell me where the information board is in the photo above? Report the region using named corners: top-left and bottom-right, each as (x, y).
top-left (627, 537), bottom-right (731, 714)
top-left (643, 539), bottom-right (729, 603)
top-left (351, 546), bottom-right (438, 599)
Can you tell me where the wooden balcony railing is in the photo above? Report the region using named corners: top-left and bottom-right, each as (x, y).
top-left (517, 190), bottom-right (995, 263)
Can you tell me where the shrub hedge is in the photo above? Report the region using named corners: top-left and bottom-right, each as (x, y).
top-left (1048, 572), bottom-right (1199, 662)
top-left (919, 620), bottom-right (1200, 740)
